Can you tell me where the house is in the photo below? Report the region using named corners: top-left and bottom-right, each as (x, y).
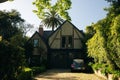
top-left (0, 36), bottom-right (2, 41)
top-left (27, 21), bottom-right (85, 68)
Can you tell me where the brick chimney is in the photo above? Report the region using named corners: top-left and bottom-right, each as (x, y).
top-left (39, 25), bottom-right (44, 36)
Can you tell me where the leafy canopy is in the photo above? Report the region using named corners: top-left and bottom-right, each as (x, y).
top-left (41, 10), bottom-right (64, 31)
top-left (86, 0), bottom-right (120, 71)
top-left (0, 0), bottom-right (13, 3)
top-left (0, 40), bottom-right (25, 80)
top-left (33, 0), bottom-right (71, 21)
top-left (0, 10), bottom-right (24, 40)
top-left (0, 10), bottom-right (33, 40)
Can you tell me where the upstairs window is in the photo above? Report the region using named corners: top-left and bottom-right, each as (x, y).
top-left (33, 39), bottom-right (39, 47)
top-left (61, 36), bottom-right (73, 48)
top-left (62, 36), bottom-right (66, 48)
top-left (68, 36), bottom-right (72, 48)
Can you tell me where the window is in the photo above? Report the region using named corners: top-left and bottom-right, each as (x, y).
top-left (33, 39), bottom-right (39, 47)
top-left (61, 36), bottom-right (73, 48)
top-left (68, 36), bottom-right (72, 48)
top-left (62, 36), bottom-right (66, 48)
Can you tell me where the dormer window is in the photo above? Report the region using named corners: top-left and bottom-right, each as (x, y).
top-left (61, 36), bottom-right (73, 48)
top-left (33, 39), bottom-right (39, 47)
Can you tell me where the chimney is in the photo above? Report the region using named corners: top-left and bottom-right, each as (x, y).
top-left (39, 25), bottom-right (44, 36)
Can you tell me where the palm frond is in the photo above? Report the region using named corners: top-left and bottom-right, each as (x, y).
top-left (41, 10), bottom-right (64, 31)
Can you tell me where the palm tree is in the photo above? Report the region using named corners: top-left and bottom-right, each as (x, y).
top-left (41, 10), bottom-right (64, 31)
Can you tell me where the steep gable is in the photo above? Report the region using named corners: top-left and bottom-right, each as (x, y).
top-left (28, 31), bottom-right (48, 55)
top-left (49, 20), bottom-right (84, 49)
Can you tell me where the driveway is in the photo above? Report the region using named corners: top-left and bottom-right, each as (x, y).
top-left (34, 69), bottom-right (106, 80)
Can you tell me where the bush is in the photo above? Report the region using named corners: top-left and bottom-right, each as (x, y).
top-left (0, 40), bottom-right (26, 80)
top-left (17, 68), bottom-right (33, 80)
top-left (32, 66), bottom-right (46, 75)
top-left (90, 63), bottom-right (102, 70)
top-left (113, 70), bottom-right (120, 80)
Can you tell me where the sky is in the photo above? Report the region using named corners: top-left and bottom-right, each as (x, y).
top-left (0, 0), bottom-right (109, 36)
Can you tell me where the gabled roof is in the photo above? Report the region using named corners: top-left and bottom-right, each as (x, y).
top-left (43, 31), bottom-right (53, 39)
top-left (48, 20), bottom-right (84, 38)
top-left (27, 31), bottom-right (52, 49)
top-left (27, 31), bottom-right (46, 44)
top-left (28, 20), bottom-right (84, 44)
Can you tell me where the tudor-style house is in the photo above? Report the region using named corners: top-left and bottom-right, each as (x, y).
top-left (27, 21), bottom-right (85, 68)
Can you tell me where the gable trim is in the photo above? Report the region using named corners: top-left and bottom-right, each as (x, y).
top-left (49, 30), bottom-right (60, 47)
top-left (27, 31), bottom-right (47, 47)
top-left (48, 20), bottom-right (84, 39)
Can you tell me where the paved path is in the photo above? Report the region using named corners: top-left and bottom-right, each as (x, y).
top-left (34, 69), bottom-right (106, 80)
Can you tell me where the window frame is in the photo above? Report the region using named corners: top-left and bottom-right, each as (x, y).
top-left (61, 35), bottom-right (73, 49)
top-left (33, 39), bottom-right (39, 47)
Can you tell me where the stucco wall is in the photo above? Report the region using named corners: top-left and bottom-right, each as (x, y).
top-left (61, 22), bottom-right (73, 35)
top-left (49, 21), bottom-right (84, 49)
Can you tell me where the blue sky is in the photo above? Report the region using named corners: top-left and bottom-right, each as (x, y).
top-left (0, 0), bottom-right (109, 36)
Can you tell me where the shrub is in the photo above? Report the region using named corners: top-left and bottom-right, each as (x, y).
top-left (17, 68), bottom-right (33, 80)
top-left (32, 66), bottom-right (46, 75)
top-left (0, 40), bottom-right (26, 80)
top-left (113, 70), bottom-right (120, 80)
top-left (90, 63), bottom-right (102, 70)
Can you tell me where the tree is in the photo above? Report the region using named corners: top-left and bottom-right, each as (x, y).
top-left (86, 1), bottom-right (120, 73)
top-left (18, 22), bottom-right (34, 36)
top-left (0, 40), bottom-right (25, 80)
top-left (10, 34), bottom-right (28, 47)
top-left (0, 0), bottom-right (7, 3)
top-left (105, 0), bottom-right (120, 18)
top-left (105, 0), bottom-right (120, 3)
top-left (33, 0), bottom-right (71, 20)
top-left (0, 10), bottom-right (33, 40)
top-left (87, 19), bottom-right (108, 64)
top-left (0, 0), bottom-right (13, 3)
top-left (108, 15), bottom-right (120, 69)
top-left (41, 10), bottom-right (64, 31)
top-left (0, 10), bottom-right (24, 40)
top-left (85, 25), bottom-right (95, 40)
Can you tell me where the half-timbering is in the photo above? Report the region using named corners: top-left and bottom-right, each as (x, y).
top-left (27, 21), bottom-right (85, 68)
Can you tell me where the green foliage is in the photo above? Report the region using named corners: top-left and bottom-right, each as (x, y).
top-left (0, 9), bottom-right (33, 80)
top-left (86, 17), bottom-right (120, 72)
top-left (87, 23), bottom-right (108, 64)
top-left (105, 0), bottom-right (120, 18)
top-left (85, 25), bottom-right (96, 40)
top-left (0, 40), bottom-right (26, 80)
top-left (10, 34), bottom-right (28, 47)
top-left (0, 0), bottom-right (13, 3)
top-left (41, 10), bottom-right (64, 31)
top-left (33, 0), bottom-right (71, 20)
top-left (0, 10), bottom-right (24, 40)
top-left (31, 66), bottom-right (46, 75)
top-left (17, 68), bottom-right (33, 80)
top-left (108, 15), bottom-right (120, 69)
top-left (24, 42), bottom-right (33, 61)
top-left (86, 1), bottom-right (120, 75)
top-left (113, 70), bottom-right (120, 77)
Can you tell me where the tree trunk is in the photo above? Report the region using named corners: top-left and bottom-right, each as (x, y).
top-left (52, 25), bottom-right (54, 31)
